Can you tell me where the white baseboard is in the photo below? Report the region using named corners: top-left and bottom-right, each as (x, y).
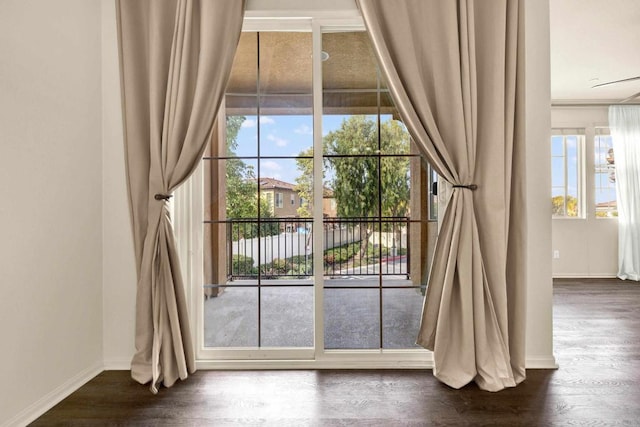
top-left (553, 274), bottom-right (618, 279)
top-left (526, 355), bottom-right (559, 369)
top-left (103, 357), bottom-right (131, 370)
top-left (4, 362), bottom-right (103, 427)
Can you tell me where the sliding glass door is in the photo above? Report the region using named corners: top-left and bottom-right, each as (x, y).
top-left (196, 23), bottom-right (434, 366)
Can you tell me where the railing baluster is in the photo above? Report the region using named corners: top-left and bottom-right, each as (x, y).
top-left (225, 216), bottom-right (410, 281)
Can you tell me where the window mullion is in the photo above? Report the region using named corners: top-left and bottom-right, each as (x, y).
top-left (312, 21), bottom-right (325, 357)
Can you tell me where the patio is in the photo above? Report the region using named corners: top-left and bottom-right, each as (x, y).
top-left (203, 276), bottom-right (425, 350)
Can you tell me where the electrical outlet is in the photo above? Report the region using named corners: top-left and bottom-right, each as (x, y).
top-left (553, 250), bottom-right (560, 259)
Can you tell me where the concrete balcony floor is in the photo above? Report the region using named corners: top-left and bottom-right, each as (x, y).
top-left (204, 276), bottom-right (425, 350)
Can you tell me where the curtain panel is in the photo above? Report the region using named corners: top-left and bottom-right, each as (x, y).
top-left (609, 105), bottom-right (640, 281)
top-left (357, 0), bottom-right (526, 391)
top-left (116, 0), bottom-right (245, 393)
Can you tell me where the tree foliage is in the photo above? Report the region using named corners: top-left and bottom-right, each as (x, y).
top-left (294, 147), bottom-right (314, 218)
top-left (225, 116), bottom-right (278, 240)
top-left (323, 115), bottom-right (410, 219)
top-left (552, 195), bottom-right (578, 217)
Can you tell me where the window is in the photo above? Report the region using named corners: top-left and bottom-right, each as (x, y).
top-left (551, 129), bottom-right (584, 218)
top-left (594, 128), bottom-right (617, 217)
top-left (198, 24), bottom-right (432, 365)
top-left (275, 192), bottom-right (284, 208)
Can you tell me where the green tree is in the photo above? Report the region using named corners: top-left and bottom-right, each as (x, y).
top-left (380, 120), bottom-right (410, 219)
top-left (225, 116), bottom-right (278, 240)
top-left (294, 147), bottom-right (314, 218)
top-left (552, 195), bottom-right (578, 217)
top-left (322, 115), bottom-right (411, 255)
top-left (324, 116), bottom-right (410, 218)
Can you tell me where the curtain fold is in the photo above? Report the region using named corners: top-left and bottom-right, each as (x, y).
top-left (609, 105), bottom-right (640, 281)
top-left (357, 0), bottom-right (525, 391)
top-left (116, 0), bottom-right (245, 393)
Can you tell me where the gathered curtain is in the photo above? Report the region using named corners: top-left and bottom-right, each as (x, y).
top-left (357, 0), bottom-right (526, 391)
top-left (116, 0), bottom-right (245, 393)
top-left (609, 105), bottom-right (640, 281)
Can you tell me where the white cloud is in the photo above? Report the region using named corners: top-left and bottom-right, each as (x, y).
top-left (267, 133), bottom-right (288, 148)
top-left (261, 160), bottom-right (282, 171)
top-left (240, 116), bottom-right (275, 129)
top-left (294, 124), bottom-right (313, 135)
top-left (241, 118), bottom-right (256, 128)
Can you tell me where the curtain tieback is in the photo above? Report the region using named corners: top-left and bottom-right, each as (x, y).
top-left (452, 184), bottom-right (478, 190)
top-left (154, 193), bottom-right (173, 201)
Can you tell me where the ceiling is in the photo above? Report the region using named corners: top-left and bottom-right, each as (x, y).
top-left (226, 32), bottom-right (396, 116)
top-left (230, 2), bottom-right (640, 106)
top-left (550, 0), bottom-right (640, 103)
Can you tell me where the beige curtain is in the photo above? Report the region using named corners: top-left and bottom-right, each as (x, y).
top-left (357, 0), bottom-right (526, 391)
top-left (116, 0), bottom-right (244, 393)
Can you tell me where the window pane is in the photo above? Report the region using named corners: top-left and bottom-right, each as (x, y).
top-left (380, 114), bottom-right (410, 155)
top-left (226, 32), bottom-right (257, 94)
top-left (551, 157), bottom-right (565, 187)
top-left (225, 111), bottom-right (258, 157)
top-left (323, 156), bottom-right (380, 218)
top-left (225, 158), bottom-right (258, 219)
top-left (595, 133), bottom-right (617, 217)
top-left (204, 285), bottom-right (258, 347)
top-left (259, 32), bottom-right (312, 94)
top-left (380, 157), bottom-right (411, 218)
top-left (322, 220), bottom-right (369, 277)
top-left (259, 113), bottom-right (313, 157)
top-left (382, 288), bottom-right (423, 349)
top-left (551, 133), bottom-right (583, 218)
top-left (261, 285), bottom-right (313, 347)
top-left (259, 158), bottom-right (302, 216)
top-left (258, 220), bottom-right (313, 280)
top-left (322, 32), bottom-right (378, 91)
top-left (551, 136), bottom-right (564, 156)
top-left (324, 288), bottom-right (380, 349)
top-left (376, 218), bottom-right (409, 277)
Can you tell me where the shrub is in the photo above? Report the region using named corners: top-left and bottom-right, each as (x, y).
top-left (231, 254), bottom-right (256, 276)
top-left (270, 258), bottom-right (289, 274)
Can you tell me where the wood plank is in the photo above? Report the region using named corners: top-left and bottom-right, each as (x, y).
top-left (31, 279), bottom-right (640, 425)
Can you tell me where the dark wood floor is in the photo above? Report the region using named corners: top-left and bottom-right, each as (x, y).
top-left (31, 279), bottom-right (640, 426)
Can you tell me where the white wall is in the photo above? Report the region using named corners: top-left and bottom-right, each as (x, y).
top-left (0, 1), bottom-right (104, 425)
top-left (551, 106), bottom-right (618, 277)
top-left (101, 0), bottom-right (137, 370)
top-left (523, 0), bottom-right (556, 368)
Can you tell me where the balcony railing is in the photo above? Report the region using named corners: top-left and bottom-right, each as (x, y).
top-left (227, 217), bottom-right (410, 280)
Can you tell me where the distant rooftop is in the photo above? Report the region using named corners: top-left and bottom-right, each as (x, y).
top-left (258, 177), bottom-right (296, 190)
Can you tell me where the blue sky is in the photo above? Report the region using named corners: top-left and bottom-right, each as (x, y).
top-left (234, 118), bottom-right (617, 206)
top-left (233, 114), bottom-right (371, 185)
top-left (551, 134), bottom-right (616, 205)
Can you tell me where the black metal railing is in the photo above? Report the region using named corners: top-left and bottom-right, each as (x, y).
top-left (227, 217), bottom-right (409, 280)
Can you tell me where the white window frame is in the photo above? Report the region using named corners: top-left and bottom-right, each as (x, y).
top-left (594, 127), bottom-right (617, 218)
top-left (551, 128), bottom-right (586, 219)
top-left (175, 14), bottom-right (431, 370)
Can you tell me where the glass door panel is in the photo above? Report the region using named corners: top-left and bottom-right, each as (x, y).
top-left (321, 30), bottom-right (427, 351)
top-left (199, 27), bottom-right (431, 361)
top-left (203, 31), bottom-right (313, 351)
